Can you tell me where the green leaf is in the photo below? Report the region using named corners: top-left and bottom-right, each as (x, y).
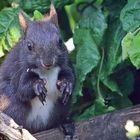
top-left (128, 31), bottom-right (140, 69)
top-left (103, 0), bottom-right (127, 74)
top-left (93, 98), bottom-right (115, 116)
top-left (0, 0), bottom-right (9, 10)
top-left (73, 28), bottom-right (100, 102)
top-left (72, 6), bottom-right (107, 103)
top-left (33, 10), bottom-right (43, 21)
top-left (103, 0), bottom-right (126, 20)
top-left (75, 29), bottom-right (100, 83)
top-left (122, 32), bottom-right (134, 60)
top-left (8, 0), bottom-right (73, 13)
top-left (110, 96), bottom-right (132, 109)
top-left (120, 0), bottom-right (140, 32)
top-left (101, 76), bottom-right (123, 96)
top-left (122, 28), bottom-right (140, 69)
top-left (7, 26), bottom-right (21, 48)
top-left (73, 103), bottom-right (95, 121)
top-left (104, 20), bottom-right (126, 75)
top-left (75, 0), bottom-right (93, 4)
top-left (74, 98), bottom-right (115, 121)
top-left (75, 0), bottom-right (103, 5)
top-left (94, 0), bottom-right (104, 6)
top-left (115, 70), bottom-right (134, 96)
top-left (79, 6), bottom-right (107, 46)
top-left (65, 4), bottom-right (80, 32)
top-left (0, 8), bottom-right (21, 57)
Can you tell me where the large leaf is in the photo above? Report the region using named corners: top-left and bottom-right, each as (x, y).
top-left (79, 6), bottom-right (107, 46)
top-left (101, 76), bottom-right (122, 96)
top-left (104, 20), bottom-right (126, 75)
top-left (65, 3), bottom-right (80, 32)
top-left (127, 32), bottom-right (140, 69)
top-left (122, 32), bottom-right (133, 60)
top-left (73, 28), bottom-right (100, 103)
top-left (98, 0), bottom-right (133, 100)
top-left (73, 6), bottom-right (107, 103)
top-left (75, 0), bottom-right (104, 5)
top-left (75, 29), bottom-right (100, 83)
top-left (115, 69), bottom-right (134, 96)
top-left (8, 0), bottom-right (73, 13)
top-left (98, 19), bottom-right (127, 99)
top-left (120, 0), bottom-right (140, 32)
top-left (93, 98), bottom-right (115, 116)
top-left (122, 28), bottom-right (140, 69)
top-left (0, 8), bottom-right (21, 57)
top-left (110, 95), bottom-right (132, 109)
top-left (0, 0), bottom-right (9, 10)
top-left (74, 98), bottom-right (115, 121)
top-left (33, 10), bottom-right (43, 21)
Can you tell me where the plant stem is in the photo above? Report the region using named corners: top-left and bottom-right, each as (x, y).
top-left (97, 47), bottom-right (104, 98)
top-left (133, 27), bottom-right (140, 36)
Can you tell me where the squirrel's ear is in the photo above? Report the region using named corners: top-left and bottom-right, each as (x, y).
top-left (18, 12), bottom-right (28, 32)
top-left (49, 1), bottom-right (58, 26)
top-left (43, 1), bottom-right (58, 26)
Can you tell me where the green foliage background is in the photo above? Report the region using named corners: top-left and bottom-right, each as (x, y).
top-left (0, 0), bottom-right (140, 121)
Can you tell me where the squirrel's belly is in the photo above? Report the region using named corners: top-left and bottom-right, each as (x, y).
top-left (26, 67), bottom-right (60, 133)
top-left (26, 97), bottom-right (54, 132)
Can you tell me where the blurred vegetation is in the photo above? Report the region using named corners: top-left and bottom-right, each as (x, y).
top-left (0, 0), bottom-right (140, 121)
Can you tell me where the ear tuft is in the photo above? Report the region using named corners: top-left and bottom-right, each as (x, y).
top-left (49, 0), bottom-right (58, 26)
top-left (42, 1), bottom-right (58, 26)
top-left (18, 12), bottom-right (28, 32)
top-left (50, 0), bottom-right (57, 17)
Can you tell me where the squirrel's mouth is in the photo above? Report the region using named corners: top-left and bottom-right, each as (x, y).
top-left (40, 58), bottom-right (55, 70)
top-left (42, 63), bottom-right (52, 68)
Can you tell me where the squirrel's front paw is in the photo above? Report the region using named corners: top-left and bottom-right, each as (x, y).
top-left (57, 79), bottom-right (72, 105)
top-left (33, 79), bottom-right (47, 105)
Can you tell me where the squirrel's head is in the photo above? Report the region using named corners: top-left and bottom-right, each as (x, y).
top-left (18, 2), bottom-right (68, 70)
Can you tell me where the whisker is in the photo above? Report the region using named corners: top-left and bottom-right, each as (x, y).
top-left (11, 65), bottom-right (25, 82)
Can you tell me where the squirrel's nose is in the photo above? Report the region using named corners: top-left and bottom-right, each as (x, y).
top-left (40, 59), bottom-right (54, 69)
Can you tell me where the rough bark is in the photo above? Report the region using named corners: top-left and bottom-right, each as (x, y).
top-left (1, 105), bottom-right (140, 140)
top-left (0, 111), bottom-right (37, 140)
top-left (34, 104), bottom-right (140, 140)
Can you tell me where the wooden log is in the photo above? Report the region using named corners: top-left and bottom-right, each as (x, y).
top-left (34, 104), bottom-right (140, 140)
top-left (1, 104), bottom-right (140, 140)
top-left (0, 111), bottom-right (37, 140)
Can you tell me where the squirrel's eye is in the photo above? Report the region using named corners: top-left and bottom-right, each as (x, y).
top-left (27, 41), bottom-right (33, 51)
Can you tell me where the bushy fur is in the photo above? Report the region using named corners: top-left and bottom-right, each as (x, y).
top-left (0, 12), bottom-right (75, 133)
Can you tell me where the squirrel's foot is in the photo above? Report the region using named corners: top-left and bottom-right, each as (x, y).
top-left (56, 79), bottom-right (72, 105)
top-left (60, 117), bottom-right (75, 140)
top-left (33, 79), bottom-right (47, 105)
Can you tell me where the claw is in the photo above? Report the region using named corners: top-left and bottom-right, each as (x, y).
top-left (56, 79), bottom-right (73, 105)
top-left (39, 95), bottom-right (44, 105)
top-left (33, 79), bottom-right (47, 105)
top-left (42, 86), bottom-right (48, 95)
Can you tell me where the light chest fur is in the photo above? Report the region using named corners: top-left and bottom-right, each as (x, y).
top-left (26, 67), bottom-right (60, 130)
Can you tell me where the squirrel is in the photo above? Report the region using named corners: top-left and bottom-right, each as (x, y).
top-left (0, 2), bottom-right (75, 135)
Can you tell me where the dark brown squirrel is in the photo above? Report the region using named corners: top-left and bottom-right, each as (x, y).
top-left (0, 3), bottom-right (75, 135)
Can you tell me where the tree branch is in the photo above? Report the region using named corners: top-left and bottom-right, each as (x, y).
top-left (0, 111), bottom-right (37, 140)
